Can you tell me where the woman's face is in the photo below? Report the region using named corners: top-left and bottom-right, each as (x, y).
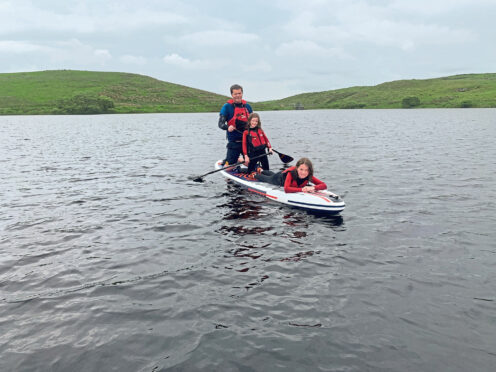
top-left (250, 117), bottom-right (259, 128)
top-left (296, 164), bottom-right (309, 179)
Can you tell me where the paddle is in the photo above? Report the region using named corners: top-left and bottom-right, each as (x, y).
top-left (233, 129), bottom-right (293, 164)
top-left (272, 149), bottom-right (293, 163)
top-left (191, 152), bottom-right (269, 183)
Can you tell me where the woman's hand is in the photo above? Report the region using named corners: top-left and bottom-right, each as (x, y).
top-left (228, 125), bottom-right (235, 132)
top-left (244, 155), bottom-right (250, 166)
top-left (302, 186), bottom-right (315, 193)
top-left (268, 148), bottom-right (273, 155)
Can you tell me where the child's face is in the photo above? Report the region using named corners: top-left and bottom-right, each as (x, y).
top-left (297, 164), bottom-right (309, 179)
top-left (250, 117), bottom-right (259, 128)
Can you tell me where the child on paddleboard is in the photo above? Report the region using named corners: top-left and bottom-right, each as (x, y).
top-left (242, 113), bottom-right (273, 177)
top-left (255, 157), bottom-right (327, 193)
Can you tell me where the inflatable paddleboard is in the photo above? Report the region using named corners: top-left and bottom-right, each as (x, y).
top-left (215, 160), bottom-right (345, 215)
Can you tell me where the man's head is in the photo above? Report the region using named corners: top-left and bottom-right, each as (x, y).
top-left (230, 84), bottom-right (243, 103)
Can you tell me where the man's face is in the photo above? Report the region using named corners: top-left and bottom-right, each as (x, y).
top-left (231, 89), bottom-right (243, 103)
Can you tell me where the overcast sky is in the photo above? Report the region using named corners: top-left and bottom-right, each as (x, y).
top-left (1, 0), bottom-right (495, 101)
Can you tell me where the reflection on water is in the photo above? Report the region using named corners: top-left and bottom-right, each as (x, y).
top-left (2, 111), bottom-right (496, 372)
top-left (229, 247), bottom-right (265, 259)
top-left (216, 180), bottom-right (348, 289)
top-left (280, 250), bottom-right (317, 262)
top-left (217, 184), bottom-right (266, 221)
top-left (218, 225), bottom-right (272, 235)
top-left (219, 181), bottom-right (345, 228)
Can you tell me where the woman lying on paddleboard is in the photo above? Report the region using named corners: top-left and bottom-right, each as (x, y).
top-left (255, 157), bottom-right (327, 193)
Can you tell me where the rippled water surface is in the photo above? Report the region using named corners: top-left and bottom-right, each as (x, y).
top-left (1, 110), bottom-right (495, 371)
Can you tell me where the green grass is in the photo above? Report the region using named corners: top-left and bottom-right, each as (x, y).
top-left (0, 70), bottom-right (228, 115)
top-left (253, 73), bottom-right (496, 110)
top-left (1, 70), bottom-right (496, 115)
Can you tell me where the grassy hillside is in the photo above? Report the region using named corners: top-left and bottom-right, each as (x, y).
top-left (0, 70), bottom-right (228, 115)
top-left (254, 73), bottom-right (496, 110)
top-left (1, 70), bottom-right (495, 115)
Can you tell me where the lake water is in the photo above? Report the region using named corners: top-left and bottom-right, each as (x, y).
top-left (1, 109), bottom-right (495, 371)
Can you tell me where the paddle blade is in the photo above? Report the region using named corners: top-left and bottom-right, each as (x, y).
top-left (272, 149), bottom-right (293, 163)
top-left (277, 152), bottom-right (293, 163)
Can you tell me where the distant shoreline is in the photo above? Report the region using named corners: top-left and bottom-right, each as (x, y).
top-left (1, 70), bottom-right (495, 115)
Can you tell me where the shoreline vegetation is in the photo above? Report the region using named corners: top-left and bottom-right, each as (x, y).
top-left (1, 70), bottom-right (495, 115)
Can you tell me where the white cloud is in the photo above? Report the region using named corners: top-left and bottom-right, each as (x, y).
top-left (163, 53), bottom-right (190, 66)
top-left (120, 55), bottom-right (147, 65)
top-left (243, 78), bottom-right (305, 102)
top-left (179, 30), bottom-right (259, 47)
top-left (275, 40), bottom-right (352, 60)
top-left (91, 8), bottom-right (188, 33)
top-left (345, 22), bottom-right (474, 53)
top-left (94, 49), bottom-right (112, 60)
top-left (0, 0), bottom-right (494, 100)
top-left (163, 53), bottom-right (226, 70)
top-left (242, 61), bottom-right (272, 73)
top-left (390, 0), bottom-right (495, 16)
top-left (0, 1), bottom-right (189, 34)
top-left (38, 39), bottom-right (113, 66)
top-left (277, 3), bottom-right (477, 53)
top-left (0, 40), bottom-right (52, 53)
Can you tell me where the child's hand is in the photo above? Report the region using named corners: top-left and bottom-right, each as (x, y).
top-left (244, 155), bottom-right (250, 166)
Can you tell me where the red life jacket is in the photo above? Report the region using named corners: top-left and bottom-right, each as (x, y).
top-left (282, 166), bottom-right (327, 193)
top-left (243, 128), bottom-right (270, 154)
top-left (283, 166), bottom-right (309, 187)
top-left (227, 99), bottom-right (249, 131)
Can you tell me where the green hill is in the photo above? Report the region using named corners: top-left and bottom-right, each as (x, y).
top-left (0, 70), bottom-right (228, 115)
top-left (1, 70), bottom-right (495, 115)
top-left (255, 73), bottom-right (496, 110)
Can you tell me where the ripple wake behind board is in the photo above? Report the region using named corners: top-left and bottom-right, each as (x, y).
top-left (215, 160), bottom-right (345, 215)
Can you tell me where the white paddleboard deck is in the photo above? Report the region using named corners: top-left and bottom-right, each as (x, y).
top-left (215, 160), bottom-right (345, 215)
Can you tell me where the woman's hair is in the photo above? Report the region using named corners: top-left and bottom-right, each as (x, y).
top-left (247, 113), bottom-right (262, 129)
top-left (295, 157), bottom-right (314, 179)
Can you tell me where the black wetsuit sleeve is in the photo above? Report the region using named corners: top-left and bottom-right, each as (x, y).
top-left (218, 115), bottom-right (228, 130)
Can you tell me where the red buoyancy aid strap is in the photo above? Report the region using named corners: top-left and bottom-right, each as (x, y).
top-left (283, 166), bottom-right (309, 187)
top-left (227, 99), bottom-right (247, 105)
top-left (227, 101), bottom-right (249, 130)
top-left (247, 128), bottom-right (268, 148)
